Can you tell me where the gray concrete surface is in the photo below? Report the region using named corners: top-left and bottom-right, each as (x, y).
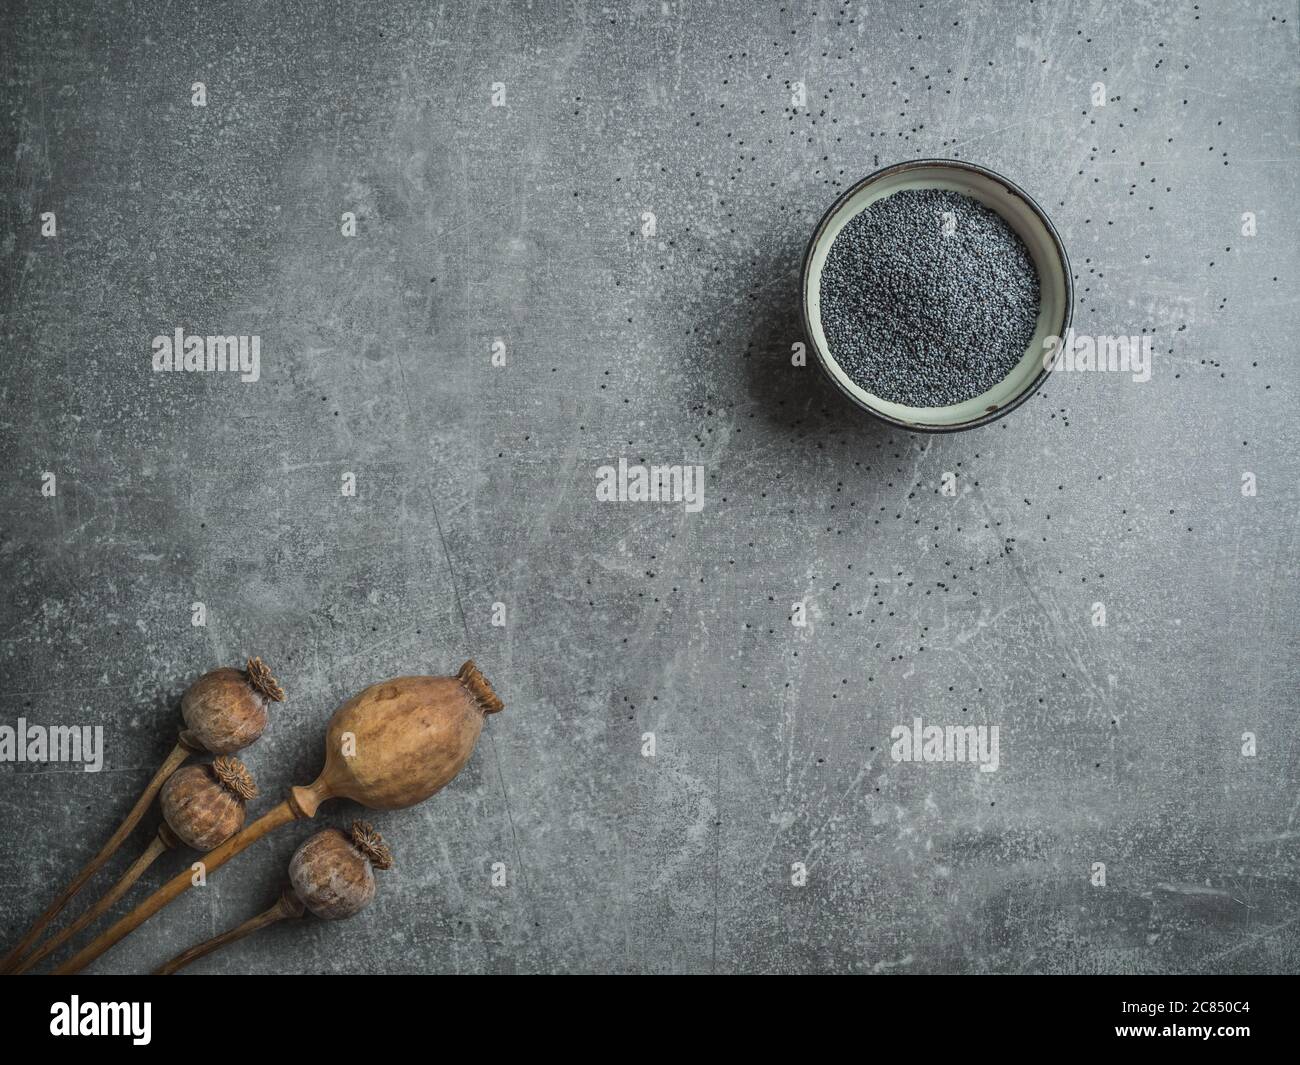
top-left (1, 0), bottom-right (1297, 975)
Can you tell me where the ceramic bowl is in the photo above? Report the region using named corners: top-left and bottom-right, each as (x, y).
top-left (800, 158), bottom-right (1072, 432)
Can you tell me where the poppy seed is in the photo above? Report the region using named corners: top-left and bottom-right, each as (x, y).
top-left (819, 188), bottom-right (1041, 408)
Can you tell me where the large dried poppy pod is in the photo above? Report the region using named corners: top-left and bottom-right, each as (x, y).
top-left (160, 756), bottom-right (258, 850)
top-left (291, 660), bottom-right (505, 816)
top-left (181, 657), bottom-right (284, 755)
top-left (289, 820), bottom-right (393, 920)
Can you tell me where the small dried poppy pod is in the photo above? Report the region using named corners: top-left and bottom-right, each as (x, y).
top-left (159, 757), bottom-right (258, 851)
top-left (288, 821), bottom-right (393, 920)
top-left (180, 656), bottom-right (284, 755)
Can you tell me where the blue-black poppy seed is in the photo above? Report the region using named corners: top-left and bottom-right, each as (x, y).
top-left (819, 188), bottom-right (1041, 408)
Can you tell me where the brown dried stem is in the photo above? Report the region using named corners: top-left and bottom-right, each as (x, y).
top-left (13, 833), bottom-right (170, 974)
top-left (0, 737), bottom-right (194, 974)
top-left (154, 888), bottom-right (305, 975)
top-left (53, 798), bottom-right (301, 975)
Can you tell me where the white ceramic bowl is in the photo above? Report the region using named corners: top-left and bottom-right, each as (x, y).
top-left (801, 159), bottom-right (1072, 432)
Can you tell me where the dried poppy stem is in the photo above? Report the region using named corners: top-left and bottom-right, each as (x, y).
top-left (0, 657), bottom-right (281, 974)
top-left (0, 740), bottom-right (192, 974)
top-left (53, 802), bottom-right (299, 975)
top-left (16, 757), bottom-right (257, 974)
top-left (154, 888), bottom-right (306, 976)
top-left (156, 821), bottom-right (391, 974)
top-left (56, 661), bottom-right (502, 975)
top-left (14, 833), bottom-right (171, 974)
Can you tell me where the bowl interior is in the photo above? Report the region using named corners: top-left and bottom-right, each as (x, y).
top-left (804, 163), bottom-right (1069, 429)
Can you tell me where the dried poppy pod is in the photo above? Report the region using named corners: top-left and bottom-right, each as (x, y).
top-left (13, 757), bottom-right (258, 974)
top-left (289, 662), bottom-right (505, 817)
top-left (181, 656), bottom-right (283, 755)
top-left (59, 661), bottom-right (503, 974)
top-left (290, 821), bottom-right (393, 919)
top-left (155, 822), bottom-right (392, 975)
top-left (0, 657), bottom-right (283, 974)
top-left (159, 756), bottom-right (258, 849)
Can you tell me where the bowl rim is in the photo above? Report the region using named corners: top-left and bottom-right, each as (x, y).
top-left (799, 157), bottom-right (1074, 433)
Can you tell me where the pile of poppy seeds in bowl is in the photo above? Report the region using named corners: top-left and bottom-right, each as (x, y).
top-left (818, 187), bottom-right (1041, 408)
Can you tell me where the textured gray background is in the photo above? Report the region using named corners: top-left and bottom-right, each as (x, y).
top-left (1, 0), bottom-right (1297, 975)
